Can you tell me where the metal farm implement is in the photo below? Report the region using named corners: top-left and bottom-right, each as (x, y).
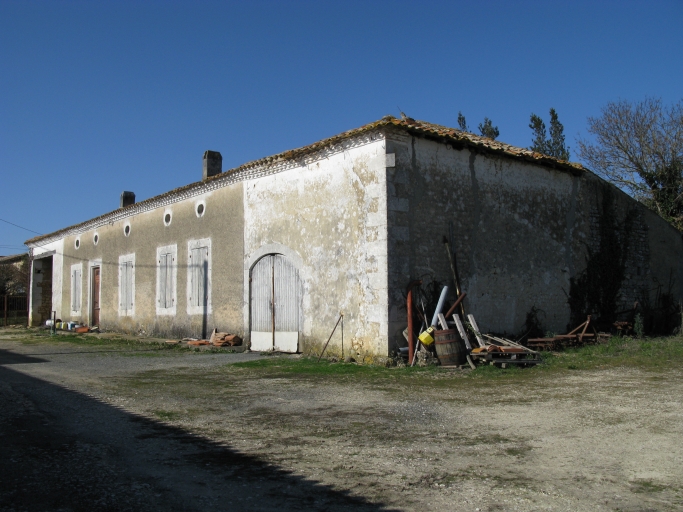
top-left (526, 315), bottom-right (610, 351)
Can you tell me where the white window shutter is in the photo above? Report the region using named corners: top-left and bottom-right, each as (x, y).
top-left (159, 253), bottom-right (167, 307)
top-left (76, 269), bottom-right (81, 311)
top-left (127, 261), bottom-right (133, 311)
top-left (71, 272), bottom-right (76, 311)
top-left (165, 254), bottom-right (172, 308)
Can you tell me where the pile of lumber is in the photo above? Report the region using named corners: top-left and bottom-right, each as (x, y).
top-left (403, 233), bottom-right (540, 369)
top-left (455, 314), bottom-right (541, 368)
top-left (431, 311), bottom-right (541, 368)
top-left (209, 329), bottom-right (242, 347)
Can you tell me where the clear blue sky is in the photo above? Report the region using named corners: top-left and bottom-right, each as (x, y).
top-left (1, 0), bottom-right (682, 253)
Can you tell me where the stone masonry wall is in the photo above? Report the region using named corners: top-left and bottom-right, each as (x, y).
top-left (385, 129), bottom-right (683, 348)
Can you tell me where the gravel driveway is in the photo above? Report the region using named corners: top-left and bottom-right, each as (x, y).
top-left (1, 329), bottom-right (682, 511)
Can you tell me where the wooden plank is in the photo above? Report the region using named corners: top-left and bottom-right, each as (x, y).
top-left (483, 333), bottom-right (539, 354)
top-left (467, 314), bottom-right (486, 348)
top-left (452, 315), bottom-right (472, 350)
top-left (437, 313), bottom-right (449, 330)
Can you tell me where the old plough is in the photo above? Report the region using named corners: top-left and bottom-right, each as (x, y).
top-left (526, 315), bottom-right (610, 351)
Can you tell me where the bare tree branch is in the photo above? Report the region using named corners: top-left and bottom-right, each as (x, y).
top-left (578, 98), bottom-right (683, 229)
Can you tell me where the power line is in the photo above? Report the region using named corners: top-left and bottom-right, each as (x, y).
top-left (0, 217), bottom-right (42, 235)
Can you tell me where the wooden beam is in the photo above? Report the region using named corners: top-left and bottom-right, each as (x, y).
top-left (467, 314), bottom-right (486, 348)
top-left (437, 313), bottom-right (449, 330)
top-left (453, 314), bottom-right (472, 350)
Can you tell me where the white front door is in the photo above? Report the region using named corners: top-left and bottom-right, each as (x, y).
top-left (250, 254), bottom-right (300, 352)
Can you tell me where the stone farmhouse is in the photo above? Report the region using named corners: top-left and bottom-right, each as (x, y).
top-left (25, 116), bottom-right (683, 356)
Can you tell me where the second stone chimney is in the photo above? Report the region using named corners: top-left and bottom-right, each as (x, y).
top-left (203, 150), bottom-right (222, 180)
top-left (120, 191), bottom-right (135, 208)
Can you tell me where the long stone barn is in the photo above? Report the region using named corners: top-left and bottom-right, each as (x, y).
top-left (25, 116), bottom-right (683, 357)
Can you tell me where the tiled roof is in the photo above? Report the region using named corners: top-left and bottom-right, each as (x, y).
top-left (376, 115), bottom-right (584, 172)
top-left (0, 253), bottom-right (27, 264)
top-left (25, 116), bottom-right (584, 245)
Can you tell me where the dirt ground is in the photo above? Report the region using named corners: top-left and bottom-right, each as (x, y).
top-left (1, 328), bottom-right (682, 511)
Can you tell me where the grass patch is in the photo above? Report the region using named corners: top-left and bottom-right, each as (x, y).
top-left (504, 445), bottom-right (532, 457)
top-left (152, 409), bottom-right (184, 421)
top-left (629, 479), bottom-right (668, 493)
top-left (459, 433), bottom-right (511, 446)
top-left (231, 356), bottom-right (442, 380)
top-left (538, 335), bottom-right (683, 372)
top-left (229, 336), bottom-right (683, 385)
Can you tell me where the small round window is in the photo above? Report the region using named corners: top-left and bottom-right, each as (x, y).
top-left (75, 238), bottom-right (80, 249)
top-left (164, 212), bottom-right (172, 226)
top-left (93, 233), bottom-right (99, 245)
top-left (124, 223), bottom-right (131, 237)
top-left (196, 202), bottom-right (205, 217)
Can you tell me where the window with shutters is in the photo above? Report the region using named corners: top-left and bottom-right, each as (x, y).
top-left (118, 253), bottom-right (135, 316)
top-left (156, 244), bottom-right (177, 315)
top-left (70, 263), bottom-right (82, 314)
top-left (187, 238), bottom-right (211, 315)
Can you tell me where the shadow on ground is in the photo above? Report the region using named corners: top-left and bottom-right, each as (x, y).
top-left (0, 354), bottom-right (394, 511)
top-left (0, 348), bottom-right (49, 365)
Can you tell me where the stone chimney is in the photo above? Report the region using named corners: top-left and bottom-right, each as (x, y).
top-left (203, 150), bottom-right (222, 180)
top-left (120, 191), bottom-right (136, 208)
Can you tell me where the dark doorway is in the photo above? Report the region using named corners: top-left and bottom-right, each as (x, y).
top-left (30, 255), bottom-right (53, 326)
top-left (91, 267), bottom-right (100, 326)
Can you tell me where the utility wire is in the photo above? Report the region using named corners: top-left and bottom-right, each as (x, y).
top-left (0, 217), bottom-right (42, 235)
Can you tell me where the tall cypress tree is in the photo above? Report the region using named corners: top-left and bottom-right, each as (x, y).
top-left (457, 111), bottom-right (468, 132)
top-left (548, 108), bottom-right (570, 160)
top-left (457, 112), bottom-right (500, 139)
top-left (478, 117), bottom-right (499, 140)
top-left (528, 108), bottom-right (570, 160)
top-left (529, 114), bottom-right (548, 154)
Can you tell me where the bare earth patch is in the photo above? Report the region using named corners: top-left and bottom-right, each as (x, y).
top-left (1, 328), bottom-right (682, 511)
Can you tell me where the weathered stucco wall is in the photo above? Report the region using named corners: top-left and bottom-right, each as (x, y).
top-left (243, 138), bottom-right (388, 356)
top-left (56, 183), bottom-right (245, 338)
top-left (29, 123), bottom-right (683, 352)
top-left (385, 130), bottom-right (683, 346)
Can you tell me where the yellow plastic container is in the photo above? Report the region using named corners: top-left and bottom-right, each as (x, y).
top-left (418, 326), bottom-right (435, 346)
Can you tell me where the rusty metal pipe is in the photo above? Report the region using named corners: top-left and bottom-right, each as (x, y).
top-left (444, 292), bottom-right (467, 320)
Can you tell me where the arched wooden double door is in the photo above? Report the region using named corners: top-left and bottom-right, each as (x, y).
top-left (250, 254), bottom-right (300, 353)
